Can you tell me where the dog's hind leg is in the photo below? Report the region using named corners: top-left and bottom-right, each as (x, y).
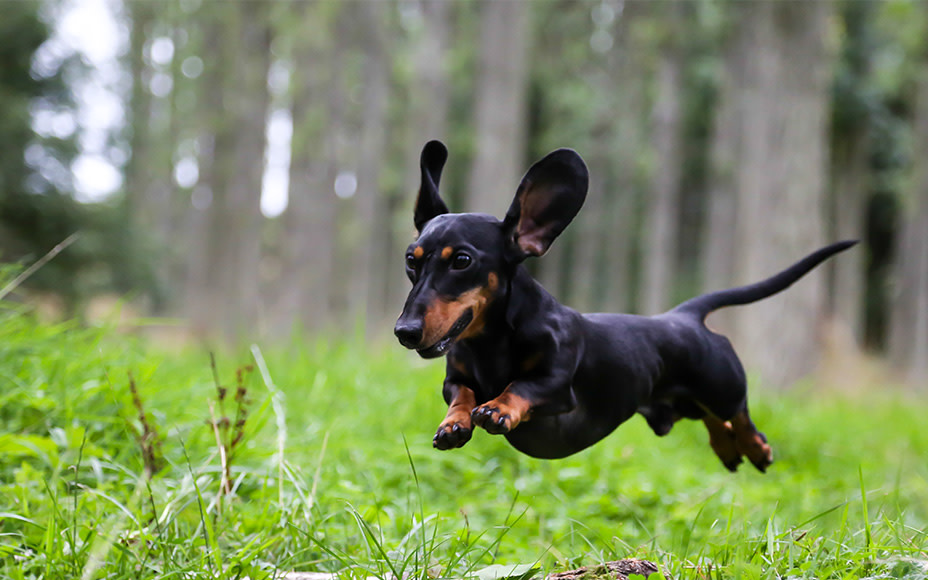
top-left (702, 416), bottom-right (742, 472)
top-left (731, 407), bottom-right (772, 472)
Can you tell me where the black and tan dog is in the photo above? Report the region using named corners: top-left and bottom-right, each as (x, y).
top-left (394, 140), bottom-right (855, 472)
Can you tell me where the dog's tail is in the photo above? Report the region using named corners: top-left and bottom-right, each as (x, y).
top-left (672, 240), bottom-right (859, 321)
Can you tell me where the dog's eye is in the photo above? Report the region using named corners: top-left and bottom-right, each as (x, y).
top-left (405, 254), bottom-right (417, 270)
top-left (450, 253), bottom-right (472, 270)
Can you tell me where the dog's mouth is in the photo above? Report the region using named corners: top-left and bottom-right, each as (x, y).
top-left (416, 310), bottom-right (474, 359)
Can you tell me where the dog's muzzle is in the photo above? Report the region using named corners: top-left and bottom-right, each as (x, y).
top-left (394, 310), bottom-right (473, 359)
top-left (394, 320), bottom-right (423, 349)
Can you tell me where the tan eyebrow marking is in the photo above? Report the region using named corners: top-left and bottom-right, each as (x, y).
top-left (413, 246), bottom-right (424, 259)
top-left (441, 246), bottom-right (453, 260)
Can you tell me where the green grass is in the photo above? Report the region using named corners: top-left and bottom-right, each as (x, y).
top-left (1, 300), bottom-right (927, 579)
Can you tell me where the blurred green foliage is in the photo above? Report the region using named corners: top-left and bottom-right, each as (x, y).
top-left (0, 2), bottom-right (148, 314)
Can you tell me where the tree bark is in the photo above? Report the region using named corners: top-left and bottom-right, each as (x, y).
top-left (640, 8), bottom-right (685, 315)
top-left (701, 6), bottom-right (747, 335)
top-left (350, 1), bottom-right (392, 336)
top-left (408, 0), bottom-right (451, 145)
top-left (272, 2), bottom-right (340, 336)
top-left (601, 9), bottom-right (649, 315)
top-left (226, 3), bottom-right (271, 340)
top-left (125, 3), bottom-right (178, 312)
top-left (184, 8), bottom-right (223, 336)
top-left (828, 131), bottom-right (868, 346)
top-left (888, 61), bottom-right (928, 385)
top-left (467, 0), bottom-right (531, 217)
top-left (192, 2), bottom-right (271, 340)
top-left (125, 2), bottom-right (153, 232)
top-left (566, 5), bottom-right (644, 314)
top-left (825, 1), bottom-right (874, 350)
top-left (728, 1), bottom-right (836, 388)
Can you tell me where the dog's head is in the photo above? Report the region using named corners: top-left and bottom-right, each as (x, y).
top-left (394, 140), bottom-right (588, 358)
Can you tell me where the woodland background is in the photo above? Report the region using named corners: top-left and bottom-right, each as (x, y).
top-left (2, 0), bottom-right (928, 389)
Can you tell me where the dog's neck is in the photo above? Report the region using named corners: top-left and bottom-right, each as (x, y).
top-left (502, 265), bottom-right (564, 331)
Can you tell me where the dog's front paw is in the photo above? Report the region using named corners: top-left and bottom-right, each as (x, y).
top-left (433, 416), bottom-right (473, 450)
top-left (471, 404), bottom-right (516, 434)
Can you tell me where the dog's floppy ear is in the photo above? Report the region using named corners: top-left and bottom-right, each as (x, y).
top-left (502, 148), bottom-right (588, 260)
top-left (414, 140), bottom-right (450, 232)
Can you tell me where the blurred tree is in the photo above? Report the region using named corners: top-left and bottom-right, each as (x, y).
top-left (599, 3), bottom-right (651, 315)
top-left (715, 1), bottom-right (837, 388)
top-left (701, 2), bottom-right (743, 333)
top-left (271, 2), bottom-right (341, 335)
top-left (124, 2), bottom-right (155, 237)
top-left (181, 4), bottom-right (221, 334)
top-left (640, 2), bottom-right (687, 315)
top-left (125, 1), bottom-right (198, 312)
top-left (351, 0), bottom-right (394, 333)
top-left (0, 0), bottom-right (134, 312)
top-left (889, 11), bottom-right (928, 384)
top-left (0, 2), bottom-right (78, 265)
top-left (827, 0), bottom-right (878, 348)
top-left (466, 0), bottom-right (531, 217)
top-left (188, 2), bottom-right (271, 339)
top-left (529, 0), bottom-right (649, 313)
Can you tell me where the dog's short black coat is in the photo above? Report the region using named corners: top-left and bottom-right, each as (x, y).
top-left (395, 140), bottom-right (856, 471)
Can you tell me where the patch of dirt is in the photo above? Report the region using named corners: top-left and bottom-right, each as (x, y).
top-left (545, 559), bottom-right (660, 580)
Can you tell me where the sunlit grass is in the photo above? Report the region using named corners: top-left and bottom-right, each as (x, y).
top-left (1, 300), bottom-right (927, 579)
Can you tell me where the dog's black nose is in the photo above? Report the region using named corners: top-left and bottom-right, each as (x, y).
top-left (394, 321), bottom-right (423, 348)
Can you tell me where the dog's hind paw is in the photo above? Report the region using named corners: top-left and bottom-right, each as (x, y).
top-left (749, 446), bottom-right (773, 473)
top-left (723, 456), bottom-right (744, 472)
top-left (737, 430), bottom-right (773, 472)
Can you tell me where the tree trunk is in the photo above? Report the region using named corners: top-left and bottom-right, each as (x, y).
top-left (888, 62), bottom-right (928, 385)
top-left (601, 9), bottom-right (649, 315)
top-left (192, 3), bottom-right (271, 340)
top-left (640, 12), bottom-right (685, 316)
top-left (467, 0), bottom-right (531, 217)
top-left (350, 1), bottom-right (392, 336)
top-left (125, 3), bottom-right (177, 312)
top-left (828, 131), bottom-right (868, 346)
top-left (272, 2), bottom-right (339, 336)
top-left (728, 1), bottom-right (836, 388)
top-left (184, 9), bottom-right (224, 336)
top-left (701, 6), bottom-right (747, 335)
top-left (125, 2), bottom-right (153, 232)
top-left (567, 5), bottom-right (643, 314)
top-left (226, 4), bottom-right (270, 340)
top-left (390, 0), bottom-right (453, 323)
top-left (824, 1), bottom-right (875, 351)
top-left (407, 0), bottom-right (451, 145)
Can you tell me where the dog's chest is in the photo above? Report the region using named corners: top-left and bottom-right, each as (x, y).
top-left (458, 341), bottom-right (519, 401)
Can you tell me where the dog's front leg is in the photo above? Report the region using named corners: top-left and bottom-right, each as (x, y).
top-left (471, 386), bottom-right (534, 434)
top-left (471, 375), bottom-right (575, 435)
top-left (433, 383), bottom-right (476, 450)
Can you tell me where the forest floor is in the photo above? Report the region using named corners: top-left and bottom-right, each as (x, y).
top-left (1, 302), bottom-right (927, 580)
